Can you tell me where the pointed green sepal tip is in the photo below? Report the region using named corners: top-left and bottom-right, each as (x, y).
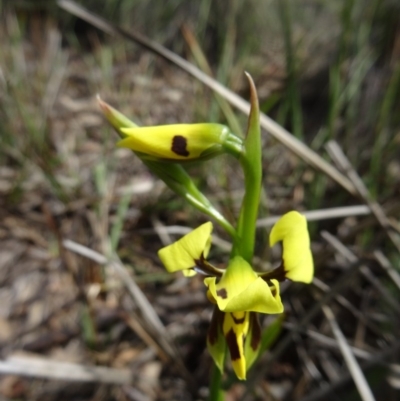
top-left (244, 72), bottom-right (260, 136)
top-left (97, 95), bottom-right (137, 136)
top-left (243, 72), bottom-right (261, 160)
top-left (235, 72), bottom-right (262, 262)
top-left (269, 211), bottom-right (314, 283)
top-left (158, 222), bottom-right (213, 276)
top-left (204, 256), bottom-right (284, 314)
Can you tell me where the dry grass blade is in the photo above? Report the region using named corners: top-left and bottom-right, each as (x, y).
top-left (388, 364), bottom-right (400, 390)
top-left (256, 205), bottom-right (371, 227)
top-left (62, 239), bottom-right (191, 380)
top-left (0, 355), bottom-right (131, 384)
top-left (120, 311), bottom-right (170, 363)
top-left (321, 231), bottom-right (400, 311)
top-left (181, 24), bottom-right (243, 137)
top-left (312, 278), bottom-right (383, 338)
top-left (122, 386), bottom-right (152, 401)
top-left (374, 250), bottom-right (400, 291)
top-left (326, 140), bottom-right (400, 253)
top-left (298, 341), bottom-right (400, 401)
top-left (241, 261), bottom-right (362, 400)
top-left (139, 205), bottom-right (371, 239)
top-left (284, 322), bottom-right (373, 360)
top-left (41, 30), bottom-right (68, 123)
top-left (150, 216), bottom-right (173, 246)
top-left (321, 306), bottom-right (376, 401)
top-left (57, 0), bottom-right (356, 196)
top-left (137, 225), bottom-right (232, 251)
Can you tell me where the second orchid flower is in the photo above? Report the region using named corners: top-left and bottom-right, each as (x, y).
top-left (158, 211), bottom-right (313, 379)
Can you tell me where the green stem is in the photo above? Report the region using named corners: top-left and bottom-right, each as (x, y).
top-left (98, 98), bottom-right (237, 239)
top-left (278, 0), bottom-right (303, 139)
top-left (208, 362), bottom-right (225, 401)
top-left (234, 74), bottom-right (262, 262)
top-left (145, 159), bottom-right (237, 238)
top-left (186, 190), bottom-right (237, 238)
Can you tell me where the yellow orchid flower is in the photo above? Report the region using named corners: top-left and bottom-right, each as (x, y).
top-left (204, 256), bottom-right (283, 314)
top-left (207, 308), bottom-right (262, 381)
top-left (118, 123), bottom-right (242, 161)
top-left (205, 257), bottom-right (282, 380)
top-left (269, 211), bottom-right (314, 283)
top-left (157, 211), bottom-right (313, 380)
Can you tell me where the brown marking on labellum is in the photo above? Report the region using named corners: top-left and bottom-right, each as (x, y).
top-left (217, 288), bottom-right (228, 299)
top-left (208, 307), bottom-right (223, 345)
top-left (232, 312), bottom-right (246, 325)
top-left (225, 329), bottom-right (241, 360)
top-left (249, 313), bottom-right (262, 351)
top-left (171, 135), bottom-right (190, 157)
top-left (269, 281), bottom-right (277, 297)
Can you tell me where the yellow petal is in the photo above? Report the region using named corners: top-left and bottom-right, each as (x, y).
top-left (158, 222), bottom-right (213, 275)
top-left (118, 123), bottom-right (229, 160)
top-left (223, 312), bottom-right (249, 380)
top-left (269, 211), bottom-right (314, 283)
top-left (205, 256), bottom-right (284, 314)
top-left (182, 269), bottom-right (197, 277)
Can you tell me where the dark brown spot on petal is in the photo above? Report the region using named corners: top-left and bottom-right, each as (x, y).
top-left (232, 313), bottom-right (246, 325)
top-left (249, 313), bottom-right (262, 351)
top-left (217, 288), bottom-right (228, 299)
top-left (208, 307), bottom-right (224, 345)
top-left (269, 281), bottom-right (277, 297)
top-left (225, 329), bottom-right (241, 361)
top-left (263, 280), bottom-right (281, 298)
top-left (171, 135), bottom-right (189, 157)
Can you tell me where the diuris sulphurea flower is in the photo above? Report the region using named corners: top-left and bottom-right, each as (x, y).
top-left (118, 123), bottom-right (243, 162)
top-left (158, 211), bottom-right (313, 380)
top-left (97, 96), bottom-right (243, 163)
top-left (98, 96), bottom-right (238, 238)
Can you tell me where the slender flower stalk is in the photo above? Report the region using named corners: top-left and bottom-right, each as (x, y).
top-left (98, 96), bottom-right (237, 238)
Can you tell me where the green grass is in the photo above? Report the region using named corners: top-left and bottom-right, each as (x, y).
top-left (2, 0), bottom-right (399, 274)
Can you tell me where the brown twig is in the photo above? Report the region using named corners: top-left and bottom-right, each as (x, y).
top-left (326, 140), bottom-right (400, 253)
top-left (62, 239), bottom-right (194, 384)
top-left (0, 355), bottom-right (131, 384)
top-left (321, 306), bottom-right (376, 401)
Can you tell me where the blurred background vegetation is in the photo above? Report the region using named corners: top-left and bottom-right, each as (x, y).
top-left (0, 0), bottom-right (399, 400)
